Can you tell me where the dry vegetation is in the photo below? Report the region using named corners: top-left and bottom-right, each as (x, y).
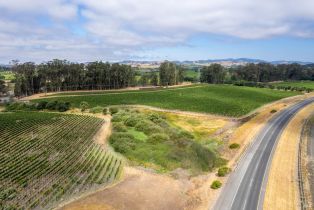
top-left (264, 104), bottom-right (314, 210)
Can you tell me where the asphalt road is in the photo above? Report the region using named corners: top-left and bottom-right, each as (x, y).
top-left (213, 98), bottom-right (314, 210)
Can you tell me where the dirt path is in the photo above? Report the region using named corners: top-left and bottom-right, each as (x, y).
top-left (93, 115), bottom-right (112, 145)
top-left (21, 83), bottom-right (193, 100)
top-left (263, 103), bottom-right (314, 210)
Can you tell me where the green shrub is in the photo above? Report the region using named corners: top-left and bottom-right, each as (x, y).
top-left (109, 132), bottom-right (136, 154)
top-left (56, 101), bottom-right (71, 112)
top-left (109, 107), bottom-right (119, 114)
top-left (36, 101), bottom-right (48, 110)
top-left (80, 101), bottom-right (89, 112)
top-left (147, 133), bottom-right (169, 144)
top-left (218, 166), bottom-right (230, 177)
top-left (89, 106), bottom-right (103, 114)
top-left (103, 107), bottom-right (108, 115)
top-left (135, 120), bottom-right (162, 135)
top-left (46, 101), bottom-right (58, 110)
top-left (113, 122), bottom-right (128, 132)
top-left (229, 143), bottom-right (240, 149)
top-left (124, 116), bottom-right (140, 127)
top-left (211, 180), bottom-right (222, 189)
top-left (148, 113), bottom-right (164, 123)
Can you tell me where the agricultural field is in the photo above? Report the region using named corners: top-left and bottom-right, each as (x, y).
top-left (33, 85), bottom-right (299, 117)
top-left (0, 112), bottom-right (123, 210)
top-left (109, 108), bottom-right (226, 173)
top-left (271, 81), bottom-right (314, 89)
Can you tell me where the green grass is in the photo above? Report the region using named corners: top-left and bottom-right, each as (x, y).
top-left (0, 71), bottom-right (15, 80)
top-left (272, 81), bottom-right (314, 89)
top-left (109, 109), bottom-right (225, 173)
top-left (33, 84), bottom-right (299, 117)
top-left (0, 112), bottom-right (123, 209)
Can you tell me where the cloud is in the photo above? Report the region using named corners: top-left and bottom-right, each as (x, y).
top-left (0, 0), bottom-right (314, 62)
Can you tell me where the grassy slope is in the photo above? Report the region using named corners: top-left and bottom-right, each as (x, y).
top-left (33, 85), bottom-right (299, 117)
top-left (273, 81), bottom-right (314, 89)
top-left (109, 109), bottom-right (225, 173)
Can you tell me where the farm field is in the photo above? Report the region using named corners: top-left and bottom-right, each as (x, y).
top-left (0, 112), bottom-right (123, 210)
top-left (272, 81), bottom-right (314, 89)
top-left (33, 85), bottom-right (300, 117)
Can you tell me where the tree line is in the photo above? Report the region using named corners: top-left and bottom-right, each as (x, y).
top-left (12, 60), bottom-right (185, 97)
top-left (200, 63), bottom-right (314, 83)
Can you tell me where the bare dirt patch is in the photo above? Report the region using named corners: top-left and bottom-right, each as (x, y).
top-left (263, 103), bottom-right (314, 210)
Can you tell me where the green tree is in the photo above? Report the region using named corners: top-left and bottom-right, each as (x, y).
top-left (200, 64), bottom-right (225, 84)
top-left (80, 101), bottom-right (89, 112)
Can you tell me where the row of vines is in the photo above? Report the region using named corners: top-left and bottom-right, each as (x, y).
top-left (0, 112), bottom-right (123, 210)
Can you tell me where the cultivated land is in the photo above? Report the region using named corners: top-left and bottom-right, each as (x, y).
top-left (0, 112), bottom-right (123, 210)
top-left (31, 85), bottom-right (299, 117)
top-left (272, 81), bottom-right (314, 89)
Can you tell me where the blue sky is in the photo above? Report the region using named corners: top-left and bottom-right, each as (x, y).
top-left (1, 0), bottom-right (314, 63)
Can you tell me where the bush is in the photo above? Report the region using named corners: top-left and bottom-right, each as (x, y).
top-left (135, 120), bottom-right (162, 135)
top-left (229, 143), bottom-right (240, 149)
top-left (147, 133), bottom-right (169, 144)
top-left (103, 107), bottom-right (108, 115)
top-left (109, 132), bottom-right (136, 153)
top-left (211, 180), bottom-right (222, 189)
top-left (109, 107), bottom-right (119, 115)
top-left (89, 106), bottom-right (103, 114)
top-left (80, 101), bottom-right (89, 112)
top-left (56, 101), bottom-right (71, 112)
top-left (113, 122), bottom-right (128, 132)
top-left (46, 101), bottom-right (58, 110)
top-left (270, 109), bottom-right (277, 113)
top-left (148, 113), bottom-right (164, 123)
top-left (218, 166), bottom-right (230, 177)
top-left (36, 101), bottom-right (48, 110)
top-left (124, 116), bottom-right (140, 127)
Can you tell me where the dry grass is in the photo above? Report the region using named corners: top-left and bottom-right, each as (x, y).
top-left (263, 104), bottom-right (314, 210)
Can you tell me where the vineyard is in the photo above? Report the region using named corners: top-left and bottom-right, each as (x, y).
top-left (0, 112), bottom-right (123, 210)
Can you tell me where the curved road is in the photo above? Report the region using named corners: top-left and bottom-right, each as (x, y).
top-left (213, 98), bottom-right (314, 210)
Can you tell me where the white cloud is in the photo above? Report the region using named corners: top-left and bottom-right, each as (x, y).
top-left (0, 0), bottom-right (314, 62)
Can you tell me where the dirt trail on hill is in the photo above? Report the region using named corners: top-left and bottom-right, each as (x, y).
top-left (21, 83), bottom-right (193, 100)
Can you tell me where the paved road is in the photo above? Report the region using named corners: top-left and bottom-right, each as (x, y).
top-left (213, 98), bottom-right (314, 210)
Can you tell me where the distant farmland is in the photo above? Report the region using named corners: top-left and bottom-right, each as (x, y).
top-left (32, 85), bottom-right (299, 117)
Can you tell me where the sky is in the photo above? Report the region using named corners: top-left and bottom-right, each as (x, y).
top-left (1, 0), bottom-right (314, 63)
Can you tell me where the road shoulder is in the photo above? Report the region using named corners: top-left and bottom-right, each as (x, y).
top-left (263, 103), bottom-right (314, 210)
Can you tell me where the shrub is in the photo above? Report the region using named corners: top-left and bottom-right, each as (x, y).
top-left (218, 166), bottom-right (230, 177)
top-left (270, 109), bottom-right (277, 113)
top-left (148, 113), bottom-right (164, 123)
top-left (124, 116), bottom-right (140, 127)
top-left (113, 122), bottom-right (128, 132)
top-left (109, 132), bottom-right (136, 153)
top-left (89, 106), bottom-right (103, 114)
top-left (103, 107), bottom-right (108, 115)
top-left (135, 120), bottom-right (162, 135)
top-left (80, 101), bottom-right (89, 112)
top-left (109, 107), bottom-right (119, 115)
top-left (211, 180), bottom-right (222, 189)
top-left (36, 101), bottom-right (48, 110)
top-left (46, 101), bottom-right (58, 110)
top-left (229, 143), bottom-right (240, 149)
top-left (56, 101), bottom-right (71, 112)
top-left (147, 133), bottom-right (169, 144)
